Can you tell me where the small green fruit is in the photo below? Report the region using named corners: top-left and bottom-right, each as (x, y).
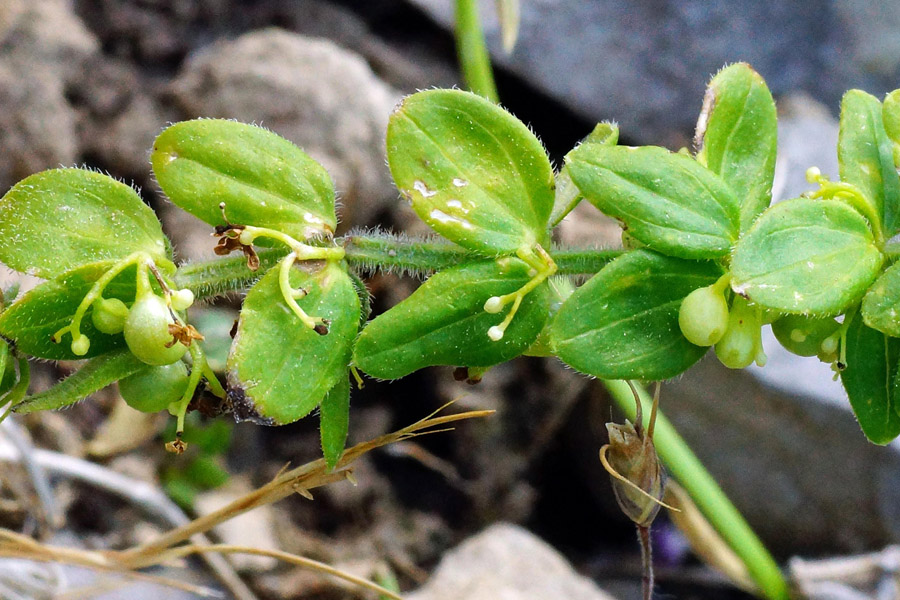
top-left (771, 314), bottom-right (840, 357)
top-left (119, 362), bottom-right (189, 413)
top-left (678, 284), bottom-right (729, 346)
top-left (92, 297), bottom-right (130, 334)
top-left (715, 297), bottom-right (765, 369)
top-left (124, 293), bottom-right (187, 365)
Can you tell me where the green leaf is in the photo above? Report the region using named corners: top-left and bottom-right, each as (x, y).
top-left (319, 375), bottom-right (350, 470)
top-left (13, 349), bottom-right (145, 414)
top-left (566, 145), bottom-right (739, 259)
top-left (0, 169), bottom-right (170, 278)
top-left (226, 262), bottom-right (359, 426)
top-left (550, 122), bottom-right (619, 227)
top-left (695, 63), bottom-right (777, 231)
top-left (0, 339), bottom-right (13, 397)
top-left (152, 119), bottom-right (336, 240)
top-left (839, 90), bottom-right (900, 237)
top-left (731, 198), bottom-right (883, 314)
top-left (862, 261), bottom-right (900, 336)
top-left (550, 250), bottom-right (721, 380)
top-left (353, 258), bottom-right (551, 380)
top-left (882, 89), bottom-right (900, 144)
top-left (0, 261), bottom-right (138, 360)
top-left (841, 312), bottom-right (900, 444)
top-left (387, 89), bottom-right (554, 254)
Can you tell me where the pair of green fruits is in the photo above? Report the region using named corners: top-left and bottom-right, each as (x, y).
top-left (92, 289), bottom-right (195, 413)
top-left (679, 278), bottom-right (841, 368)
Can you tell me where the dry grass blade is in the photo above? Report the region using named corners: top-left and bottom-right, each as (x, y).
top-left (1, 405), bottom-right (493, 599)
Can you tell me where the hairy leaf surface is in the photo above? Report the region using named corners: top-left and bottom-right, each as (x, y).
top-left (153, 119), bottom-right (336, 240)
top-left (695, 63), bottom-right (777, 231)
top-left (14, 349), bottom-right (145, 414)
top-left (841, 312), bottom-right (900, 444)
top-left (839, 90), bottom-right (900, 237)
top-left (353, 259), bottom-right (550, 379)
top-left (731, 198), bottom-right (882, 314)
top-left (0, 169), bottom-right (169, 278)
top-left (227, 262), bottom-right (358, 426)
top-left (387, 89), bottom-right (554, 254)
top-left (550, 250), bottom-right (722, 380)
top-left (319, 375), bottom-right (350, 470)
top-left (0, 261), bottom-right (138, 360)
top-left (566, 145), bottom-right (739, 259)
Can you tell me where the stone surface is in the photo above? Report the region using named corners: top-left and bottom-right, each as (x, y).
top-left (406, 523), bottom-right (618, 600)
top-left (170, 28), bottom-right (403, 230)
top-left (0, 0), bottom-right (98, 192)
top-left (408, 0), bottom-right (900, 143)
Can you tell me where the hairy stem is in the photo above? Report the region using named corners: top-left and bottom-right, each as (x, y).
top-left (173, 231), bottom-right (624, 300)
top-left (603, 380), bottom-right (791, 600)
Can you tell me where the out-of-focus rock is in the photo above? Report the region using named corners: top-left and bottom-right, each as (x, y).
top-left (70, 55), bottom-right (173, 182)
top-left (170, 28), bottom-right (402, 230)
top-left (194, 476), bottom-right (281, 572)
top-left (406, 522), bottom-right (619, 600)
top-left (791, 546), bottom-right (900, 599)
top-left (408, 0), bottom-right (900, 143)
top-left (0, 0), bottom-right (98, 192)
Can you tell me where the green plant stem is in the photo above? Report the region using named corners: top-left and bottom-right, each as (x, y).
top-left (174, 232), bottom-right (624, 300)
top-left (603, 379), bottom-right (791, 600)
top-left (455, 0), bottom-right (500, 102)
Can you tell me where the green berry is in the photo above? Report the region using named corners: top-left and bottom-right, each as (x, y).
top-left (715, 297), bottom-right (764, 369)
top-left (678, 284), bottom-right (729, 346)
top-left (119, 362), bottom-right (190, 413)
top-left (771, 314), bottom-right (840, 357)
top-left (124, 293), bottom-right (188, 366)
top-left (91, 297), bottom-right (130, 334)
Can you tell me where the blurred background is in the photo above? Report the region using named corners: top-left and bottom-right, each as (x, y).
top-left (3, 1), bottom-right (900, 599)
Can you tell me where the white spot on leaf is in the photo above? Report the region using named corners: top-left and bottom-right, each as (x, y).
top-left (414, 180), bottom-right (437, 198)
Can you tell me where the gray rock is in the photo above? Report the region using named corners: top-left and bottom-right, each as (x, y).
top-left (406, 523), bottom-right (618, 600)
top-left (407, 0), bottom-right (900, 143)
top-left (170, 28), bottom-right (403, 230)
top-left (0, 0), bottom-right (98, 192)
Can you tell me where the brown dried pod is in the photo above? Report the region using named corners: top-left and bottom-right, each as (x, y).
top-left (599, 381), bottom-right (674, 528)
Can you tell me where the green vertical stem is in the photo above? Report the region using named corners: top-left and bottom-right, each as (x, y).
top-left (603, 379), bottom-right (791, 600)
top-left (455, 0), bottom-right (500, 102)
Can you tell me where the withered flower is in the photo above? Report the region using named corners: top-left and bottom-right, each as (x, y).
top-left (600, 381), bottom-right (672, 527)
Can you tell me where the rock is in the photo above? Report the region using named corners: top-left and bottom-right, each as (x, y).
top-left (407, 523), bottom-right (618, 600)
top-left (193, 476), bottom-right (281, 572)
top-left (0, 0), bottom-right (98, 192)
top-left (170, 28), bottom-right (403, 230)
top-left (70, 55), bottom-right (173, 182)
top-left (407, 0), bottom-right (900, 143)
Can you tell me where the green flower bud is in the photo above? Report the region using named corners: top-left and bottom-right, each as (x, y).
top-left (678, 282), bottom-right (729, 347)
top-left (91, 297), bottom-right (130, 335)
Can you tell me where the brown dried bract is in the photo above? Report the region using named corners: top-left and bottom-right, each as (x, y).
top-left (166, 322), bottom-right (204, 348)
top-left (165, 438), bottom-right (187, 454)
top-left (213, 232), bottom-right (260, 271)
